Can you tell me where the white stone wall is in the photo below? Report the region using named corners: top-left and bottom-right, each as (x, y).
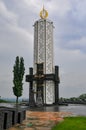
top-left (46, 81), bottom-right (55, 104)
top-left (33, 19), bottom-right (55, 104)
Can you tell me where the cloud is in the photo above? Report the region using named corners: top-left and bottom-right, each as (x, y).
top-left (71, 0), bottom-right (86, 21)
top-left (46, 0), bottom-right (71, 17)
top-left (65, 37), bottom-right (86, 52)
top-left (0, 0), bottom-right (33, 59)
top-left (0, 0), bottom-right (33, 98)
top-left (53, 0), bottom-right (86, 56)
top-left (0, 0), bottom-right (86, 98)
top-left (0, 0), bottom-right (18, 25)
top-left (55, 46), bottom-right (86, 97)
top-left (0, 19), bottom-right (33, 66)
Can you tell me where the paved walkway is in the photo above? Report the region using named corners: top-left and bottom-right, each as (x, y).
top-left (8, 111), bottom-right (72, 130)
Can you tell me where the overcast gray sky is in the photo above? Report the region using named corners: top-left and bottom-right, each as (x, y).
top-left (0, 0), bottom-right (86, 99)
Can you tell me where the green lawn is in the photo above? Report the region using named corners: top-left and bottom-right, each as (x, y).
top-left (52, 116), bottom-right (86, 130)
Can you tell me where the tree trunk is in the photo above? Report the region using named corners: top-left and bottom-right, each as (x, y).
top-left (16, 96), bottom-right (18, 104)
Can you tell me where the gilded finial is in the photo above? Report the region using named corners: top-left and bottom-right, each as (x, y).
top-left (40, 6), bottom-right (48, 19)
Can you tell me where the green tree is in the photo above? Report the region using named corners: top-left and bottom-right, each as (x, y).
top-left (13, 56), bottom-right (25, 104)
top-left (79, 94), bottom-right (86, 101)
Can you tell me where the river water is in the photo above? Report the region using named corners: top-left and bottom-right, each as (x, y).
top-left (0, 103), bottom-right (86, 116)
top-left (59, 104), bottom-right (86, 116)
top-left (32, 104), bottom-right (86, 116)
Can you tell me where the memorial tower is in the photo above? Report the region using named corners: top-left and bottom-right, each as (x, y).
top-left (26, 6), bottom-right (60, 106)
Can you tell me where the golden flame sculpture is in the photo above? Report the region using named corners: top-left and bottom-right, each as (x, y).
top-left (40, 6), bottom-right (48, 19)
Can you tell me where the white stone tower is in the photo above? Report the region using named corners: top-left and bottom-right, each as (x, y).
top-left (26, 7), bottom-right (60, 106)
top-left (33, 7), bottom-right (55, 105)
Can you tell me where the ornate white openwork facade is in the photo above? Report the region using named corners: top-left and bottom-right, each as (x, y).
top-left (33, 19), bottom-right (55, 104)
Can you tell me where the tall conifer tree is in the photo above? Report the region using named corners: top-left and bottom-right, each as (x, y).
top-left (13, 56), bottom-right (25, 104)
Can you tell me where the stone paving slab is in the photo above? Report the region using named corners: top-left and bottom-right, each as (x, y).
top-left (8, 111), bottom-right (72, 130)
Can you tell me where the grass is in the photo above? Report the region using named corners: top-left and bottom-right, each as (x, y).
top-left (0, 99), bottom-right (8, 103)
top-left (52, 116), bottom-right (86, 130)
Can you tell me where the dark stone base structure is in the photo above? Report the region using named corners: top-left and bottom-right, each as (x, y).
top-left (0, 106), bottom-right (26, 130)
top-left (26, 64), bottom-right (60, 107)
top-left (0, 109), bottom-right (12, 130)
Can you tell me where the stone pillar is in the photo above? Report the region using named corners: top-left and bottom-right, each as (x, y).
top-left (3, 111), bottom-right (12, 129)
top-left (55, 66), bottom-right (60, 104)
top-left (29, 68), bottom-right (36, 107)
top-left (0, 110), bottom-right (4, 130)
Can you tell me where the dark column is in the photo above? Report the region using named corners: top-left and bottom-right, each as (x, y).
top-left (55, 66), bottom-right (60, 104)
top-left (29, 68), bottom-right (35, 107)
top-left (29, 67), bottom-right (33, 90)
